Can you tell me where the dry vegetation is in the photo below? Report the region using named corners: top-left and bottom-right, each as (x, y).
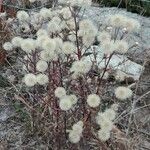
top-left (0, 0), bottom-right (150, 150)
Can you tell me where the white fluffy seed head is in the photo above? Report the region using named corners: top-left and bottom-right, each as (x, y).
top-left (36, 35), bottom-right (50, 48)
top-left (124, 18), bottom-right (140, 32)
top-left (72, 121), bottom-right (83, 135)
top-left (68, 33), bottom-right (76, 42)
top-left (66, 19), bottom-right (75, 30)
top-left (47, 21), bottom-right (61, 33)
top-left (21, 38), bottom-right (36, 53)
top-left (82, 35), bottom-right (95, 47)
top-left (69, 94), bottom-right (78, 105)
top-left (96, 113), bottom-right (106, 125)
top-left (3, 42), bottom-right (13, 51)
top-left (100, 119), bottom-right (113, 131)
top-left (79, 19), bottom-right (94, 30)
top-left (101, 40), bottom-right (115, 55)
top-left (79, 20), bottom-right (97, 40)
top-left (115, 70), bottom-right (127, 81)
top-left (40, 8), bottom-right (52, 19)
top-left (70, 60), bottom-right (92, 75)
top-left (103, 109), bottom-right (116, 121)
top-left (36, 60), bottom-right (48, 72)
top-left (36, 29), bottom-right (48, 37)
top-left (17, 11), bottom-right (29, 22)
top-left (109, 14), bottom-right (140, 31)
top-left (87, 94), bottom-right (101, 108)
top-left (109, 14), bottom-right (127, 28)
top-left (36, 74), bottom-right (49, 85)
top-left (42, 38), bottom-right (56, 51)
top-left (29, 0), bottom-right (36, 3)
top-left (97, 31), bottom-right (111, 43)
top-left (61, 7), bottom-right (72, 20)
top-left (40, 50), bottom-right (57, 62)
top-left (69, 131), bottom-right (81, 143)
top-left (24, 73), bottom-right (37, 87)
top-left (11, 36), bottom-right (23, 48)
top-left (59, 96), bottom-right (73, 111)
top-left (98, 129), bottom-right (110, 141)
top-left (54, 37), bottom-right (63, 53)
top-left (55, 87), bottom-right (66, 98)
top-left (62, 42), bottom-right (76, 55)
top-left (51, 16), bottom-right (61, 24)
top-left (111, 104), bottom-right (119, 111)
top-left (115, 86), bottom-right (133, 100)
top-left (84, 27), bottom-right (98, 38)
top-left (114, 40), bottom-right (129, 54)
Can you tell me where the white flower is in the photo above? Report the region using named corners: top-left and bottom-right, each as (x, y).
top-left (72, 121), bottom-right (83, 135)
top-left (114, 40), bottom-right (129, 54)
top-left (82, 35), bottom-right (95, 47)
top-left (17, 11), bottom-right (29, 22)
top-left (51, 16), bottom-right (61, 24)
top-left (40, 50), bottom-right (57, 62)
top-left (103, 109), bottom-right (116, 121)
top-left (70, 60), bottom-right (92, 75)
top-left (24, 73), bottom-right (37, 87)
top-left (109, 14), bottom-right (127, 28)
top-left (87, 94), bottom-right (101, 108)
top-left (36, 29), bottom-right (48, 37)
top-left (11, 36), bottom-right (23, 47)
top-left (62, 42), bottom-right (76, 55)
top-left (85, 27), bottom-right (98, 38)
top-left (98, 129), bottom-right (110, 141)
top-left (3, 42), bottom-right (13, 51)
top-left (69, 131), bottom-right (81, 143)
top-left (21, 38), bottom-right (36, 53)
top-left (109, 14), bottom-right (140, 31)
top-left (96, 113), bottom-right (106, 125)
top-left (36, 60), bottom-right (48, 72)
top-left (40, 8), bottom-right (52, 19)
top-left (68, 33), bottom-right (76, 42)
top-left (47, 21), bottom-right (61, 33)
top-left (69, 94), bottom-right (78, 105)
top-left (97, 31), bottom-right (111, 43)
top-left (101, 40), bottom-right (115, 55)
top-left (55, 87), bottom-right (66, 98)
top-left (66, 19), bottom-right (75, 30)
top-left (111, 104), bottom-right (119, 111)
top-left (61, 7), bottom-right (72, 20)
top-left (115, 70), bottom-right (127, 81)
top-left (36, 35), bottom-right (50, 48)
top-left (59, 96), bottom-right (73, 111)
top-left (100, 119), bottom-right (113, 131)
top-left (124, 18), bottom-right (140, 32)
top-left (54, 38), bottom-right (63, 53)
top-left (115, 86), bottom-right (133, 100)
top-left (79, 19), bottom-right (97, 38)
top-left (36, 74), bottom-right (49, 85)
top-left (29, 0), bottom-right (36, 3)
top-left (79, 19), bottom-right (94, 30)
top-left (42, 38), bottom-right (56, 51)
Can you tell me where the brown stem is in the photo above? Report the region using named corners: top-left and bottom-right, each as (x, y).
top-left (96, 53), bottom-right (114, 94)
top-left (72, 8), bottom-right (81, 60)
top-left (79, 77), bottom-right (87, 117)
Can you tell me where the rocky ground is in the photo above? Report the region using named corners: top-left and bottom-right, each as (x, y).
top-left (0, 6), bottom-right (150, 150)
